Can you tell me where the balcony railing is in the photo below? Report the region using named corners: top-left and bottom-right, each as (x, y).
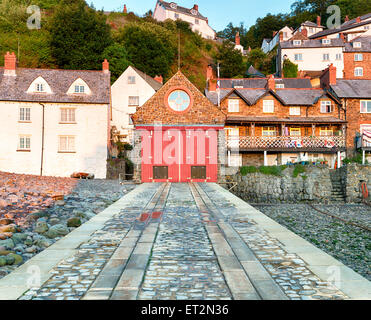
top-left (226, 135), bottom-right (346, 150)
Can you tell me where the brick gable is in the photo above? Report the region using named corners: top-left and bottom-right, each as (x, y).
top-left (132, 71), bottom-right (225, 125)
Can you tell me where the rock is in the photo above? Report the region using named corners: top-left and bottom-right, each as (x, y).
top-left (46, 224), bottom-right (69, 239)
top-left (8, 253), bottom-right (23, 265)
top-left (0, 224), bottom-right (16, 233)
top-left (24, 237), bottom-right (33, 246)
top-left (0, 239), bottom-right (15, 249)
top-left (0, 250), bottom-right (13, 256)
top-left (0, 218), bottom-right (14, 225)
top-left (49, 217), bottom-right (61, 226)
top-left (0, 232), bottom-right (13, 240)
top-left (5, 255), bottom-right (15, 265)
top-left (55, 200), bottom-right (66, 206)
top-left (67, 217), bottom-right (81, 228)
top-left (34, 237), bottom-right (53, 248)
top-left (34, 220), bottom-right (49, 234)
top-left (11, 233), bottom-right (28, 245)
top-left (25, 245), bottom-right (38, 253)
top-left (0, 257), bottom-right (6, 267)
top-left (75, 210), bottom-right (95, 220)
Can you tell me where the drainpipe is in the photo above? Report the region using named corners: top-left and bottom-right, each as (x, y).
top-left (39, 103), bottom-right (45, 176)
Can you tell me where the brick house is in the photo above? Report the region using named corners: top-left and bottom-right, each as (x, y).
top-left (131, 71), bottom-right (225, 183)
top-left (0, 52), bottom-right (111, 178)
top-left (322, 65), bottom-right (371, 162)
top-left (343, 35), bottom-right (371, 79)
top-left (205, 66), bottom-right (346, 168)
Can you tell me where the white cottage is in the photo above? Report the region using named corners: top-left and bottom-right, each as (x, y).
top-left (153, 1), bottom-right (216, 39)
top-left (111, 66), bottom-right (163, 143)
top-left (0, 52), bottom-right (111, 179)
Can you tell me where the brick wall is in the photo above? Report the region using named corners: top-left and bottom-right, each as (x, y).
top-left (344, 52), bottom-right (371, 79)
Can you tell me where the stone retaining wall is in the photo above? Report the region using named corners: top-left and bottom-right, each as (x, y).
top-left (106, 159), bottom-right (126, 180)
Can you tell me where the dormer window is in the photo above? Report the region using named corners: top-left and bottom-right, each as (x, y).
top-left (322, 39), bottom-right (331, 44)
top-left (67, 78), bottom-right (90, 95)
top-left (353, 42), bottom-right (362, 48)
top-left (27, 76), bottom-right (52, 94)
top-left (74, 85), bottom-right (85, 93)
top-left (36, 83), bottom-right (44, 92)
top-left (170, 2), bottom-right (177, 9)
top-left (191, 9), bottom-right (197, 15)
top-left (275, 84), bottom-right (284, 89)
top-left (293, 40), bottom-right (302, 46)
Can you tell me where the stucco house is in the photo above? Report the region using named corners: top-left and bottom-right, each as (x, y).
top-left (261, 26), bottom-right (294, 54)
top-left (111, 66), bottom-right (163, 144)
top-left (153, 1), bottom-right (216, 39)
top-left (0, 52), bottom-right (111, 178)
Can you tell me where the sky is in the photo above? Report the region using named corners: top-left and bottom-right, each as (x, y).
top-left (90, 0), bottom-right (294, 32)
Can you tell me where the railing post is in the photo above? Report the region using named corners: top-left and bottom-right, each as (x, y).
top-left (264, 150), bottom-right (268, 166)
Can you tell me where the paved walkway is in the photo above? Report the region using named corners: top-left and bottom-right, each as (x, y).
top-left (0, 183), bottom-right (370, 300)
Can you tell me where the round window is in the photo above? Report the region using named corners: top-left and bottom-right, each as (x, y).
top-left (167, 90), bottom-right (191, 112)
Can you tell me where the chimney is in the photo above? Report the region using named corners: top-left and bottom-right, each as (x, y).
top-left (329, 64), bottom-right (337, 86)
top-left (235, 32), bottom-right (240, 46)
top-left (317, 16), bottom-right (321, 26)
top-left (301, 28), bottom-right (308, 38)
top-left (4, 52), bottom-right (17, 76)
top-left (123, 4), bottom-right (127, 14)
top-left (193, 4), bottom-right (198, 11)
top-left (267, 74), bottom-right (275, 91)
top-left (339, 33), bottom-right (345, 41)
top-left (206, 65), bottom-right (214, 81)
top-left (279, 32), bottom-right (283, 41)
top-left (208, 79), bottom-right (217, 92)
top-left (154, 75), bottom-right (163, 84)
top-left (356, 16), bottom-right (361, 23)
top-left (102, 59), bottom-right (109, 73)
top-left (345, 15), bottom-right (349, 22)
top-left (320, 64), bottom-right (337, 89)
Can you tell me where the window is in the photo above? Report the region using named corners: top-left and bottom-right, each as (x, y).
top-left (293, 40), bottom-right (302, 46)
top-left (262, 126), bottom-right (277, 136)
top-left (321, 101), bottom-right (333, 113)
top-left (19, 107), bottom-right (31, 122)
top-left (128, 76), bottom-right (136, 84)
top-left (19, 135), bottom-right (31, 151)
top-left (355, 67), bottom-right (364, 77)
top-left (309, 28), bottom-right (314, 33)
top-left (365, 26), bottom-right (370, 30)
top-left (320, 127), bottom-right (333, 136)
top-left (275, 84), bottom-right (285, 89)
top-left (290, 128), bottom-right (301, 136)
top-left (354, 54), bottom-right (363, 61)
top-left (294, 53), bottom-right (303, 61)
top-left (336, 53), bottom-right (342, 60)
top-left (283, 32), bottom-right (288, 38)
top-left (323, 53), bottom-right (330, 61)
top-left (361, 100), bottom-right (371, 113)
top-left (353, 42), bottom-right (362, 48)
top-left (290, 107), bottom-right (301, 116)
top-left (263, 100), bottom-right (274, 113)
top-left (322, 39), bottom-right (331, 44)
top-left (35, 83), bottom-right (44, 92)
top-left (60, 108), bottom-right (76, 123)
top-left (174, 13), bottom-right (179, 19)
top-left (128, 96), bottom-right (139, 106)
top-left (228, 99), bottom-right (239, 113)
top-left (59, 136), bottom-right (75, 152)
top-left (195, 19), bottom-right (199, 25)
top-left (74, 85), bottom-right (85, 93)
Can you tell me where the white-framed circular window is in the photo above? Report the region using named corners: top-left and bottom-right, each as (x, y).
top-left (167, 89), bottom-right (191, 112)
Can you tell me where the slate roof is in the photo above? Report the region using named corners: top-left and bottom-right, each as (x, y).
top-left (301, 21), bottom-right (324, 28)
top-left (341, 13), bottom-right (371, 28)
top-left (280, 38), bottom-right (345, 49)
top-left (275, 89), bottom-right (327, 106)
top-left (330, 80), bottom-right (371, 98)
top-left (159, 1), bottom-right (208, 21)
top-left (344, 37), bottom-right (371, 52)
top-left (0, 67), bottom-right (110, 104)
top-left (130, 66), bottom-right (163, 91)
top-left (226, 116), bottom-right (345, 124)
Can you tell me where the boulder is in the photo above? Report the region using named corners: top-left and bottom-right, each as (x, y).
top-left (0, 218), bottom-right (14, 225)
top-left (0, 233), bottom-right (13, 240)
top-left (11, 233), bottom-right (28, 245)
top-left (67, 217), bottom-right (81, 228)
top-left (45, 224), bottom-right (69, 239)
top-left (5, 255), bottom-right (15, 265)
top-left (0, 257), bottom-right (6, 267)
top-left (25, 245), bottom-right (38, 253)
top-left (34, 237), bottom-right (53, 248)
top-left (0, 239), bottom-right (15, 249)
top-left (7, 253), bottom-right (23, 265)
top-left (55, 200), bottom-right (66, 206)
top-left (0, 224), bottom-right (16, 234)
top-left (34, 220), bottom-right (48, 234)
top-left (49, 217), bottom-right (61, 226)
top-left (0, 250), bottom-right (13, 256)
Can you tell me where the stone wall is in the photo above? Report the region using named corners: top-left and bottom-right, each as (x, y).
top-left (338, 163), bottom-right (371, 203)
top-left (106, 159), bottom-right (126, 180)
top-left (130, 130), bottom-right (142, 183)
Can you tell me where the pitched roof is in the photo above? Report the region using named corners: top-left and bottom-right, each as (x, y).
top-left (0, 67), bottom-right (110, 104)
top-left (275, 89), bottom-right (329, 106)
top-left (130, 66), bottom-right (163, 91)
top-left (226, 116), bottom-right (346, 124)
top-left (341, 13), bottom-right (371, 28)
top-left (302, 21), bottom-right (324, 28)
top-left (158, 1), bottom-right (208, 21)
top-left (331, 79), bottom-right (371, 98)
top-left (344, 36), bottom-right (371, 52)
top-left (281, 38), bottom-right (345, 49)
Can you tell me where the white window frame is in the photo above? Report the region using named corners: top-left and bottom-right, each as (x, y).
top-left (294, 53), bottom-right (303, 61)
top-left (262, 126), bottom-right (277, 136)
top-left (275, 84), bottom-right (285, 89)
top-left (289, 107), bottom-right (301, 116)
top-left (263, 100), bottom-right (274, 113)
top-left (35, 83), bottom-right (44, 92)
top-left (58, 136), bottom-right (75, 153)
top-left (18, 135), bottom-right (31, 151)
top-left (127, 76), bottom-right (136, 84)
top-left (353, 42), bottom-right (362, 48)
top-left (290, 128), bottom-right (301, 136)
top-left (354, 53), bottom-right (363, 61)
top-left (320, 100), bottom-right (333, 113)
top-left (360, 100), bottom-right (371, 113)
top-left (19, 107), bottom-right (31, 122)
top-left (322, 39), bottom-right (331, 44)
top-left (60, 108), bottom-right (76, 123)
top-left (228, 99), bottom-right (239, 113)
top-left (336, 53), bottom-right (342, 60)
top-left (128, 96), bottom-right (140, 106)
top-left (74, 85), bottom-right (85, 93)
top-left (323, 53), bottom-right (330, 61)
top-left (355, 67), bottom-right (364, 77)
top-left (293, 40), bottom-right (302, 46)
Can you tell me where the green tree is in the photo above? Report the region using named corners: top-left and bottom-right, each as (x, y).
top-left (282, 59), bottom-right (298, 78)
top-left (116, 22), bottom-right (177, 78)
top-left (102, 43), bottom-right (131, 83)
top-left (217, 22), bottom-right (248, 47)
top-left (214, 41), bottom-right (245, 78)
top-left (49, 0), bottom-right (112, 70)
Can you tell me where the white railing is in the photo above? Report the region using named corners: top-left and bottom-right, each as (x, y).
top-left (227, 135), bottom-right (346, 150)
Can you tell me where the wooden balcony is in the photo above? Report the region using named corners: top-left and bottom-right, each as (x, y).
top-left (226, 135), bottom-right (346, 152)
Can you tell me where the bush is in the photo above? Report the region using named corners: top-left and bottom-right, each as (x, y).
top-left (240, 166), bottom-right (258, 176)
top-left (293, 164), bottom-right (306, 178)
top-left (123, 143), bottom-right (133, 151)
top-left (343, 153), bottom-right (367, 164)
top-left (258, 166), bottom-right (283, 176)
